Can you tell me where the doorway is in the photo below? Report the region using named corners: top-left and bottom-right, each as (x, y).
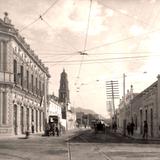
top-left (13, 105), bottom-right (17, 135)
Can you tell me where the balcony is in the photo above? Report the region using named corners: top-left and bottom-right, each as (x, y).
top-left (0, 71), bottom-right (13, 85)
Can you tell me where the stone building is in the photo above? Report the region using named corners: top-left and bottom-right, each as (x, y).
top-left (131, 78), bottom-right (158, 138)
top-left (118, 75), bottom-right (160, 138)
top-left (118, 85), bottom-right (138, 134)
top-left (0, 13), bottom-right (50, 135)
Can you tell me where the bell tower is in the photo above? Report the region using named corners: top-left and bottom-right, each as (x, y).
top-left (58, 69), bottom-right (70, 104)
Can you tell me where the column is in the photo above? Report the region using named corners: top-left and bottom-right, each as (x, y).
top-left (0, 90), bottom-right (2, 125)
top-left (2, 91), bottom-right (7, 125)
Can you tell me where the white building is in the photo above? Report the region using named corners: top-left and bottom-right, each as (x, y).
top-left (48, 95), bottom-right (62, 121)
top-left (0, 13), bottom-right (50, 135)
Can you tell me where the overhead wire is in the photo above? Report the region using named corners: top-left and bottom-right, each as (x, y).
top-left (19, 0), bottom-right (59, 32)
top-left (84, 1), bottom-right (160, 52)
top-left (42, 54), bottom-right (159, 64)
top-left (40, 16), bottom-right (78, 52)
top-left (76, 0), bottom-right (93, 83)
top-left (85, 26), bottom-right (160, 52)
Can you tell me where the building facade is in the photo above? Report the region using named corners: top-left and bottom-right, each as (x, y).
top-left (118, 85), bottom-right (138, 133)
top-left (0, 13), bottom-right (50, 135)
top-left (118, 76), bottom-right (160, 138)
top-left (48, 95), bottom-right (62, 122)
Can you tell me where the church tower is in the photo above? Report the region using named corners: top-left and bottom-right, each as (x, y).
top-left (58, 69), bottom-right (70, 104)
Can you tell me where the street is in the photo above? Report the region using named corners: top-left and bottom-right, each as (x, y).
top-left (0, 129), bottom-right (160, 160)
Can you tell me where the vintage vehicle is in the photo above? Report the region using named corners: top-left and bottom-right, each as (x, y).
top-left (46, 115), bottom-right (60, 136)
top-left (94, 120), bottom-right (105, 134)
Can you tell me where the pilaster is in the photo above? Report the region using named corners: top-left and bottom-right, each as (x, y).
top-left (157, 75), bottom-right (160, 137)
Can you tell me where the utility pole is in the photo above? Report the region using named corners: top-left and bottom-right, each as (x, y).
top-left (123, 73), bottom-right (126, 136)
top-left (106, 80), bottom-right (119, 122)
top-left (123, 73), bottom-right (126, 102)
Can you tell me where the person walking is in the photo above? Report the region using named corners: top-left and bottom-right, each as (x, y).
top-left (143, 120), bottom-right (148, 139)
top-left (31, 121), bottom-right (34, 133)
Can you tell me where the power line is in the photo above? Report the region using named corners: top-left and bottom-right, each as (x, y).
top-left (42, 58), bottom-right (149, 66)
top-left (19, 17), bottom-right (40, 32)
top-left (35, 51), bottom-right (160, 56)
top-left (40, 17), bottom-right (78, 52)
top-left (41, 0), bottom-right (59, 17)
top-left (42, 54), bottom-right (160, 63)
top-left (76, 0), bottom-right (93, 85)
top-left (83, 0), bottom-right (92, 51)
top-left (85, 26), bottom-right (160, 52)
top-left (19, 0), bottom-right (59, 32)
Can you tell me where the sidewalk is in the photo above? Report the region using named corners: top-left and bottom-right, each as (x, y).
top-left (116, 128), bottom-right (160, 142)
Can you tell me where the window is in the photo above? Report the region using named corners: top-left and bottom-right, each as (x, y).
top-left (35, 77), bottom-right (38, 94)
top-left (20, 65), bottom-right (23, 87)
top-left (26, 70), bottom-right (29, 90)
top-left (42, 83), bottom-right (45, 95)
top-left (13, 60), bottom-right (17, 84)
top-left (31, 74), bottom-right (34, 92)
top-left (0, 41), bottom-right (7, 72)
top-left (39, 81), bottom-right (41, 96)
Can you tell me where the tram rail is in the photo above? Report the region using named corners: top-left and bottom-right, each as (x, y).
top-left (66, 131), bottom-right (113, 160)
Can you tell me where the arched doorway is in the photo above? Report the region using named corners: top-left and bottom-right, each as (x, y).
top-left (20, 106), bottom-right (24, 134)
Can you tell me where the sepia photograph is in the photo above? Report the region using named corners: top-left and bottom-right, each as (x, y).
top-left (0, 0), bottom-right (160, 159)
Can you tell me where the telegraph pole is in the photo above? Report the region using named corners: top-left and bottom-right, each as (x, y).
top-left (123, 73), bottom-right (126, 136)
top-left (106, 80), bottom-right (119, 122)
top-left (123, 73), bottom-right (126, 102)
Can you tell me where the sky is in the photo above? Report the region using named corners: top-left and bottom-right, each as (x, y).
top-left (1, 0), bottom-right (160, 118)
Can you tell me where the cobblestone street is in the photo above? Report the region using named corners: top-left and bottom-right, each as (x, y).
top-left (0, 129), bottom-right (160, 160)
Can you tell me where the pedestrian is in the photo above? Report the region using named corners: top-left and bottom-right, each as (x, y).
top-left (25, 130), bottom-right (30, 139)
top-left (112, 122), bottom-right (117, 132)
top-left (130, 121), bottom-right (135, 136)
top-left (143, 120), bottom-right (148, 139)
top-left (46, 123), bottom-right (50, 136)
top-left (31, 121), bottom-right (34, 133)
top-left (55, 124), bottom-right (59, 136)
top-left (127, 122), bottom-right (131, 136)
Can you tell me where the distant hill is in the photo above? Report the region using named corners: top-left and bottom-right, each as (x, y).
top-left (71, 107), bottom-right (96, 114)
